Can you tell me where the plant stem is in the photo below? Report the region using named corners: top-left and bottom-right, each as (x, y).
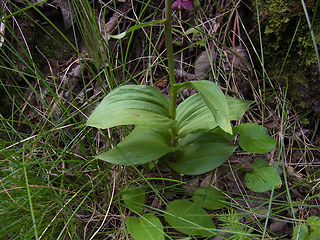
top-left (22, 150), bottom-right (39, 239)
top-left (164, 0), bottom-right (177, 120)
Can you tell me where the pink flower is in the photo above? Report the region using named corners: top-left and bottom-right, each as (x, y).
top-left (172, 0), bottom-right (194, 11)
top-left (162, 0), bottom-right (194, 18)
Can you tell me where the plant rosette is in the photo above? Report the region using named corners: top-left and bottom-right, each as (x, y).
top-left (86, 80), bottom-right (276, 175)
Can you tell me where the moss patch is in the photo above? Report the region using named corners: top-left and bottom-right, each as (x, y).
top-left (252, 0), bottom-right (320, 113)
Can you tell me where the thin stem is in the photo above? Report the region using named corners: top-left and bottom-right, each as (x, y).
top-left (23, 150), bottom-right (39, 239)
top-left (301, 0), bottom-right (320, 73)
top-left (255, 0), bottom-right (265, 124)
top-left (164, 0), bottom-right (175, 86)
top-left (164, 0), bottom-right (177, 120)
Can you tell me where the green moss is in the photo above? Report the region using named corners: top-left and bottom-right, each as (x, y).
top-left (252, 0), bottom-right (320, 113)
top-left (262, 0), bottom-right (291, 36)
top-left (256, 0), bottom-right (319, 69)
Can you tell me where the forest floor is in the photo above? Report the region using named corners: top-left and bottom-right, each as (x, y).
top-left (1, 0), bottom-right (320, 239)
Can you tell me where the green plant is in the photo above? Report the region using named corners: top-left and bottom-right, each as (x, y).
top-left (245, 158), bottom-right (282, 192)
top-left (123, 185), bottom-right (219, 238)
top-left (85, 0), bottom-right (277, 237)
top-left (126, 213), bottom-right (165, 240)
top-left (293, 216), bottom-right (320, 240)
top-left (86, 6), bottom-right (275, 176)
top-left (2, 0), bottom-right (319, 239)
top-left (217, 209), bottom-right (255, 240)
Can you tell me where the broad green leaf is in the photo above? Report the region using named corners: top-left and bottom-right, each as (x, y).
top-left (126, 213), bottom-right (164, 240)
top-left (309, 232), bottom-right (320, 240)
top-left (245, 159), bottom-right (282, 192)
top-left (169, 133), bottom-right (236, 175)
top-left (176, 93), bottom-right (252, 137)
top-left (192, 186), bottom-right (227, 210)
top-left (293, 223), bottom-right (309, 240)
top-left (164, 200), bottom-right (215, 237)
top-left (251, 157), bottom-right (269, 168)
top-left (307, 216), bottom-right (320, 235)
top-left (226, 96), bottom-right (253, 120)
top-left (122, 187), bottom-right (145, 213)
top-left (86, 85), bottom-right (175, 129)
top-left (237, 123), bottom-right (276, 153)
top-left (211, 126), bottom-right (238, 141)
top-left (108, 20), bottom-right (165, 39)
top-left (176, 94), bottom-right (217, 137)
top-left (175, 81), bottom-right (232, 134)
top-left (96, 127), bottom-right (176, 165)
